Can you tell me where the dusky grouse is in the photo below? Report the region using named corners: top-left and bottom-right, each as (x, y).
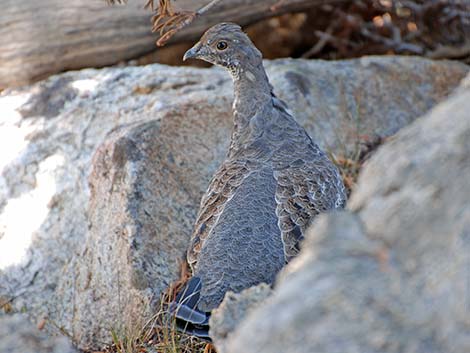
top-left (170, 22), bottom-right (346, 338)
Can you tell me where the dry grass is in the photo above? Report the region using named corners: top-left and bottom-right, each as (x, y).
top-left (330, 134), bottom-right (386, 197)
top-left (332, 154), bottom-right (362, 196)
top-left (0, 296), bottom-right (14, 313)
top-left (102, 262), bottom-right (214, 353)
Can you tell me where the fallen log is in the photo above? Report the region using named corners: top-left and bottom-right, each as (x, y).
top-left (0, 0), bottom-right (338, 88)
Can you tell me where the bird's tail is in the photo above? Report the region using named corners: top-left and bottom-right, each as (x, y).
top-left (169, 276), bottom-right (211, 340)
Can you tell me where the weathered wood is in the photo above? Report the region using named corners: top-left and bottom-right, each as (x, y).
top-left (0, 0), bottom-right (154, 88)
top-left (0, 0), bottom-right (339, 88)
top-left (152, 0), bottom-right (329, 45)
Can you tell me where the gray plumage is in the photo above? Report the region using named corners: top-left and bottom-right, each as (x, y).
top-left (171, 22), bottom-right (346, 337)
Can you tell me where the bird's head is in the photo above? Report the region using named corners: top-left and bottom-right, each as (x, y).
top-left (183, 23), bottom-right (262, 73)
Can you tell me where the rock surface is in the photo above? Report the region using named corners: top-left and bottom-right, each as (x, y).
top-left (0, 314), bottom-right (75, 353)
top-left (54, 97), bottom-right (234, 350)
top-left (222, 73), bottom-right (470, 353)
top-left (0, 57), bottom-right (467, 350)
top-left (210, 283), bottom-right (272, 352)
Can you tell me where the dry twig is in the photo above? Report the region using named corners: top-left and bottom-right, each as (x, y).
top-left (152, 0), bottom-right (225, 46)
top-left (302, 23), bottom-right (336, 58)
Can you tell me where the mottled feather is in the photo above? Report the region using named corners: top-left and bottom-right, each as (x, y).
top-left (172, 23), bottom-right (346, 332)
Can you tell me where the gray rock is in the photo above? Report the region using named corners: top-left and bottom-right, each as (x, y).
top-left (55, 113), bottom-right (235, 350)
top-left (0, 314), bottom-right (75, 353)
top-left (222, 73), bottom-right (470, 353)
top-left (0, 57), bottom-right (467, 350)
top-left (210, 283), bottom-right (272, 351)
top-left (267, 56), bottom-right (468, 155)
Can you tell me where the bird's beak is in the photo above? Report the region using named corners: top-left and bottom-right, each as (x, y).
top-left (183, 42), bottom-right (203, 61)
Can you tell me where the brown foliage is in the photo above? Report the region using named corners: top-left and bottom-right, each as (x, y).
top-left (300, 0), bottom-right (470, 63)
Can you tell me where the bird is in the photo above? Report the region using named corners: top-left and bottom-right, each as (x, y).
top-left (170, 22), bottom-right (346, 339)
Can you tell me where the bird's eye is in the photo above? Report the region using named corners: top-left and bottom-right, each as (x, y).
top-left (216, 41), bottom-right (228, 50)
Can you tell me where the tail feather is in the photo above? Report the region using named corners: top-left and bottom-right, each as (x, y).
top-left (169, 276), bottom-right (211, 340)
top-left (175, 276), bottom-right (203, 309)
top-left (170, 301), bottom-right (209, 325)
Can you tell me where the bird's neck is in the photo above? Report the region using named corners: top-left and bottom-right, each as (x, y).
top-left (232, 63), bottom-right (272, 110)
top-left (231, 63), bottom-right (272, 129)
top-left (227, 62), bottom-right (274, 158)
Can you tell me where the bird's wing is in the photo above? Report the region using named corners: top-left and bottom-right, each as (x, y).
top-left (187, 161), bottom-right (251, 269)
top-left (274, 160), bottom-right (346, 260)
top-left (266, 94), bottom-right (346, 260)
